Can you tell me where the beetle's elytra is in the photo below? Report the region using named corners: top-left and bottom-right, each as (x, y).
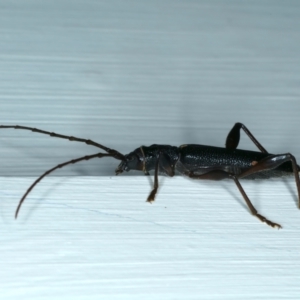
top-left (1, 122), bottom-right (299, 229)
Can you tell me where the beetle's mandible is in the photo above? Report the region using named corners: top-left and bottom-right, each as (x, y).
top-left (1, 122), bottom-right (300, 229)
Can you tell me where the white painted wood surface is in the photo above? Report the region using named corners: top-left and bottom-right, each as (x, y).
top-left (0, 0), bottom-right (300, 299)
top-left (1, 176), bottom-right (300, 299)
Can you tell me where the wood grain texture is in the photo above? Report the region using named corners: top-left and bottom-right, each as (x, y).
top-left (1, 176), bottom-right (300, 299)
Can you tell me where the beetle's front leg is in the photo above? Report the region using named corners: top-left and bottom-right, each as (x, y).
top-left (146, 153), bottom-right (176, 203)
top-left (146, 156), bottom-right (159, 203)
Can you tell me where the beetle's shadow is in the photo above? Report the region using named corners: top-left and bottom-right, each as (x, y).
top-left (218, 180), bottom-right (247, 211)
top-left (281, 177), bottom-right (298, 208)
top-left (181, 175), bottom-right (249, 212)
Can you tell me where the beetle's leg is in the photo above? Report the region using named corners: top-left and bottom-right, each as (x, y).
top-left (147, 154), bottom-right (160, 203)
top-left (226, 122), bottom-right (268, 153)
top-left (238, 153), bottom-right (300, 208)
top-left (146, 153), bottom-right (176, 203)
top-left (0, 125), bottom-right (125, 160)
top-left (230, 175), bottom-right (281, 229)
top-left (185, 169), bottom-right (281, 228)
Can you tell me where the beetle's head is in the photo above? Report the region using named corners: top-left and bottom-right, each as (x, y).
top-left (115, 148), bottom-right (144, 175)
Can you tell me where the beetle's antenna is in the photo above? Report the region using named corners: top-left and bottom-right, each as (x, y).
top-left (0, 125), bottom-right (125, 160)
top-left (15, 152), bottom-right (119, 219)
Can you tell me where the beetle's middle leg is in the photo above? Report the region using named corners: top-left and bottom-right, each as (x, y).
top-left (185, 169), bottom-right (281, 228)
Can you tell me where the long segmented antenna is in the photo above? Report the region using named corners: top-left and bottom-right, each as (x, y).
top-left (0, 125), bottom-right (125, 160)
top-left (15, 152), bottom-right (117, 219)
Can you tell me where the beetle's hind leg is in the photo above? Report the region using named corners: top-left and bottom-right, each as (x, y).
top-left (226, 122), bottom-right (268, 153)
top-left (238, 153), bottom-right (300, 209)
top-left (230, 175), bottom-right (281, 229)
top-left (185, 169), bottom-right (281, 229)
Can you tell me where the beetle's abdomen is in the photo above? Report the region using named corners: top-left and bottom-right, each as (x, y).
top-left (178, 144), bottom-right (296, 179)
top-left (179, 144), bottom-right (266, 168)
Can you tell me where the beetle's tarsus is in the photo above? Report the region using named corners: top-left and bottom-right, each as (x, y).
top-left (256, 213), bottom-right (282, 229)
top-left (146, 190), bottom-right (157, 203)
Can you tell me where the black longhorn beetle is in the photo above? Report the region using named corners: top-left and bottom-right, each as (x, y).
top-left (1, 122), bottom-right (300, 229)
